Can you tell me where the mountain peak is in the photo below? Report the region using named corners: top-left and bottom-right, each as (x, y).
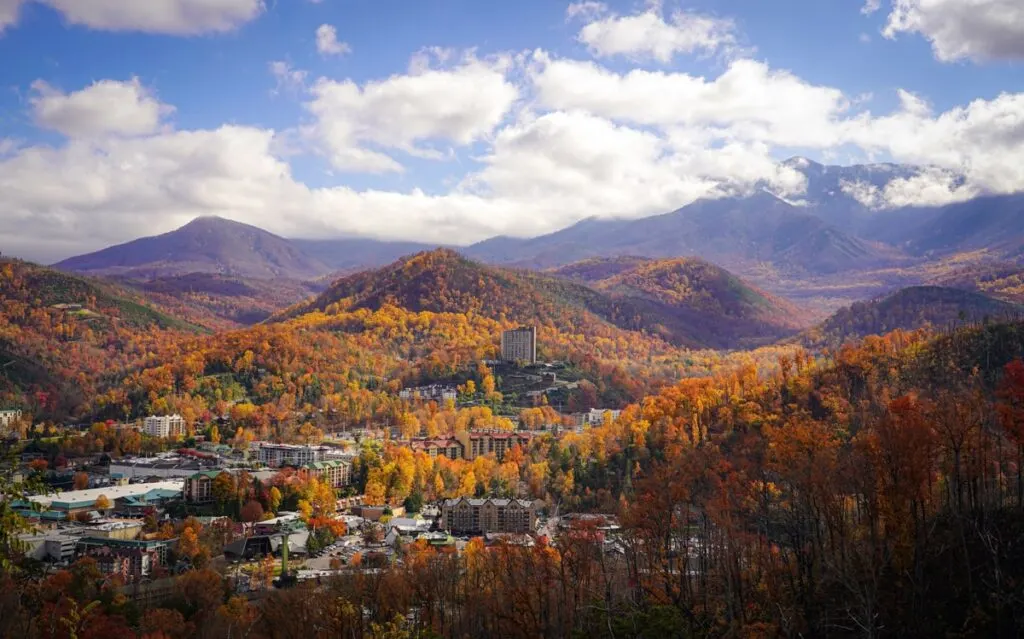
top-left (55, 217), bottom-right (329, 280)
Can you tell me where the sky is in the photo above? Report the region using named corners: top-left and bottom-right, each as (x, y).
top-left (0, 0), bottom-right (1023, 263)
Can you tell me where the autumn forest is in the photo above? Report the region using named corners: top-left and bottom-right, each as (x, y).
top-left (3, 240), bottom-right (1024, 639)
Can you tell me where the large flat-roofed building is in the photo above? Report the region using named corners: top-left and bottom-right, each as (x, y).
top-left (27, 480), bottom-right (184, 516)
top-left (441, 497), bottom-right (538, 535)
top-left (143, 415), bottom-right (186, 438)
top-left (110, 455), bottom-right (221, 480)
top-left (501, 326), bottom-right (537, 364)
top-left (254, 442), bottom-right (330, 468)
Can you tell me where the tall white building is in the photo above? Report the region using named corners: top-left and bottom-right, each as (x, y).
top-left (143, 415), bottom-right (186, 438)
top-left (501, 326), bottom-right (537, 364)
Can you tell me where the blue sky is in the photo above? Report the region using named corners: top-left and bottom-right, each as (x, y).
top-left (0, 0), bottom-right (1023, 262)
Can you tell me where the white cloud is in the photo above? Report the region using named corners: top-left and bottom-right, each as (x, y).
top-left (531, 54), bottom-right (850, 148)
top-left (846, 90), bottom-right (1024, 198)
top-left (315, 23), bottom-right (350, 56)
top-left (32, 0), bottom-right (263, 34)
top-left (883, 0), bottom-right (1024, 62)
top-left (840, 179), bottom-right (883, 208)
top-left (29, 78), bottom-right (173, 138)
top-left (0, 0), bottom-right (24, 31)
top-left (862, 0), bottom-right (882, 15)
top-left (269, 61), bottom-right (308, 95)
top-left (575, 5), bottom-right (736, 62)
top-left (565, 1), bottom-right (606, 21)
top-left (304, 52), bottom-right (519, 172)
top-left (9, 44), bottom-right (1024, 263)
top-left (881, 169), bottom-right (979, 207)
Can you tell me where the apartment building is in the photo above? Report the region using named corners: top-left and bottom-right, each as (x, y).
top-left (400, 385), bottom-right (458, 404)
top-left (455, 430), bottom-right (533, 461)
top-left (143, 415), bottom-right (186, 438)
top-left (501, 326), bottom-right (537, 364)
top-left (184, 470), bottom-right (224, 503)
top-left (254, 442), bottom-right (329, 468)
top-left (301, 459), bottom-right (352, 488)
top-left (441, 497), bottom-right (538, 534)
top-left (409, 437), bottom-right (464, 460)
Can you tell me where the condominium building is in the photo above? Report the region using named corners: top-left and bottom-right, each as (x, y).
top-left (143, 415), bottom-right (186, 438)
top-left (400, 385), bottom-right (458, 404)
top-left (409, 437), bottom-right (464, 460)
top-left (301, 460), bottom-right (352, 489)
top-left (573, 408), bottom-right (623, 428)
top-left (441, 497), bottom-right (538, 534)
top-left (455, 430), bottom-right (533, 461)
top-left (254, 442), bottom-right (330, 468)
top-left (501, 326), bottom-right (537, 364)
top-left (184, 470), bottom-right (225, 504)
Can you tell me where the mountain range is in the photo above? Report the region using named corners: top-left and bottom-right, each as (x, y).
top-left (47, 158), bottom-right (1024, 330)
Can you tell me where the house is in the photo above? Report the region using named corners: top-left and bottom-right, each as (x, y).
top-left (143, 415), bottom-right (186, 438)
top-left (440, 497), bottom-right (538, 535)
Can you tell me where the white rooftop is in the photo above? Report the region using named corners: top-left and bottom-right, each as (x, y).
top-left (29, 480), bottom-right (184, 507)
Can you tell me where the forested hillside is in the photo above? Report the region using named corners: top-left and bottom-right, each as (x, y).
top-left (801, 285), bottom-right (1022, 349)
top-left (0, 259), bottom-right (199, 418)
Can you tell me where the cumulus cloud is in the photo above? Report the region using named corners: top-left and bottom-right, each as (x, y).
top-left (862, 0), bottom-right (882, 15)
top-left (574, 4), bottom-right (737, 62)
top-left (29, 78), bottom-right (173, 138)
top-left (565, 2), bottom-right (606, 21)
top-left (26, 0), bottom-right (264, 34)
top-left (0, 0), bottom-right (23, 31)
top-left (531, 54), bottom-right (850, 148)
top-left (304, 52), bottom-right (519, 172)
top-left (315, 23), bottom-right (350, 56)
top-left (9, 40), bottom-right (1024, 262)
top-left (881, 168), bottom-right (979, 207)
top-left (883, 0), bottom-right (1024, 62)
top-left (269, 61), bottom-right (308, 95)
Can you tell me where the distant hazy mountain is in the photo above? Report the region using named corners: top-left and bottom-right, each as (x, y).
top-left (885, 194), bottom-right (1024, 258)
top-left (290, 238), bottom-right (446, 272)
top-left (56, 216), bottom-right (332, 280)
top-left (465, 191), bottom-right (897, 275)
